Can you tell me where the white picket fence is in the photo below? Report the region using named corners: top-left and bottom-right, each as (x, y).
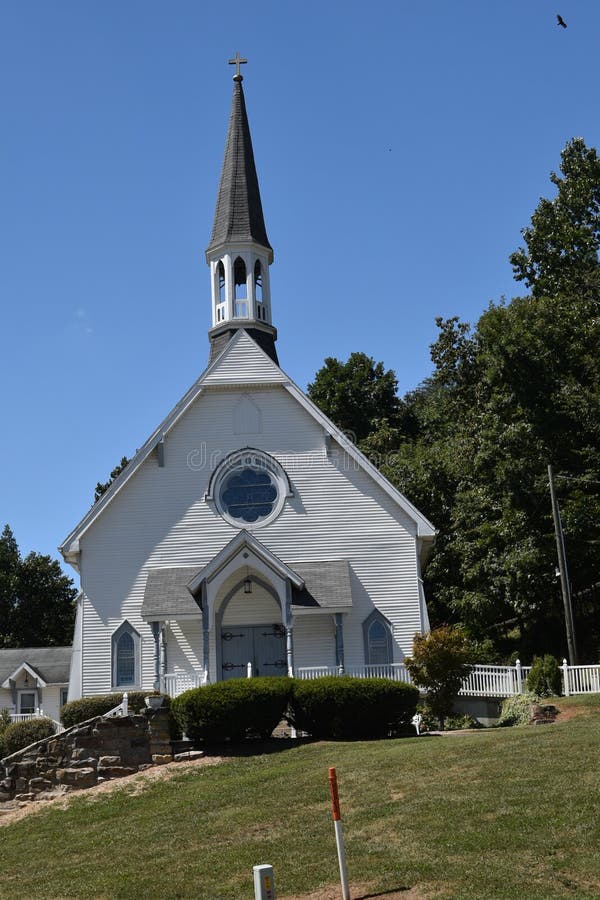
top-left (160, 659), bottom-right (600, 699)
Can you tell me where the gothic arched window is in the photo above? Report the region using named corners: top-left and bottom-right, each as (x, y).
top-left (362, 610), bottom-right (393, 666)
top-left (112, 621), bottom-right (141, 688)
top-left (234, 257), bottom-right (248, 318)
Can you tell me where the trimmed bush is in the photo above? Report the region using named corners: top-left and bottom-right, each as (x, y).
top-left (287, 676), bottom-right (419, 740)
top-left (61, 692), bottom-right (170, 728)
top-left (3, 717), bottom-right (56, 757)
top-left (171, 677), bottom-right (293, 744)
top-left (527, 655), bottom-right (562, 697)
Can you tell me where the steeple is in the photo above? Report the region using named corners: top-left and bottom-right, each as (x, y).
top-left (206, 58), bottom-right (278, 365)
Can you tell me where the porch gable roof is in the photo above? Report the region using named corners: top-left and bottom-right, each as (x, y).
top-left (141, 558), bottom-right (353, 620)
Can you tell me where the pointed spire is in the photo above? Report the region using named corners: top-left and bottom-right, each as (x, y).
top-left (207, 70), bottom-right (272, 259)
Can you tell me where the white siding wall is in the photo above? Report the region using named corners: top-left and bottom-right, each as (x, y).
top-left (293, 616), bottom-right (336, 669)
top-left (78, 380), bottom-right (422, 693)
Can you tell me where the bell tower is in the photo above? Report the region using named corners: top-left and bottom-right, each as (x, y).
top-left (206, 55), bottom-right (278, 364)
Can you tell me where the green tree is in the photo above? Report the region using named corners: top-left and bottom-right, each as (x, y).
top-left (0, 526), bottom-right (77, 648)
top-left (307, 352), bottom-right (401, 442)
top-left (404, 626), bottom-right (473, 730)
top-left (94, 456), bottom-right (130, 503)
top-left (510, 138), bottom-right (600, 298)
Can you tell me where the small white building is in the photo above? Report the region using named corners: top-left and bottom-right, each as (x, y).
top-left (59, 66), bottom-right (435, 700)
top-left (0, 647), bottom-right (71, 723)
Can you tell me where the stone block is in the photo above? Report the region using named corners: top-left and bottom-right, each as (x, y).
top-left (56, 767), bottom-right (97, 788)
top-left (17, 762), bottom-right (36, 779)
top-left (1, 778), bottom-right (14, 791)
top-left (98, 755), bottom-right (121, 767)
top-left (15, 793), bottom-right (35, 802)
top-left (151, 754), bottom-right (172, 765)
top-left (29, 778), bottom-right (53, 794)
top-left (173, 751), bottom-right (205, 762)
top-left (15, 777), bottom-right (28, 793)
top-left (0, 791), bottom-right (14, 803)
top-left (70, 758), bottom-right (98, 769)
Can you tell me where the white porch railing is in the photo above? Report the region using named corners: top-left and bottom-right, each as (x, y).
top-left (159, 659), bottom-right (600, 700)
top-left (161, 672), bottom-right (205, 698)
top-left (295, 664), bottom-right (412, 683)
top-left (8, 711), bottom-right (64, 733)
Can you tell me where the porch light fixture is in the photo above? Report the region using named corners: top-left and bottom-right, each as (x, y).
top-left (244, 568), bottom-right (253, 594)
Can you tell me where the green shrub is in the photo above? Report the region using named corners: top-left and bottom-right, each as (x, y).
top-left (497, 692), bottom-right (539, 727)
top-left (0, 707), bottom-right (11, 758)
top-left (419, 705), bottom-right (482, 732)
top-left (61, 692), bottom-right (171, 728)
top-left (527, 655), bottom-right (562, 697)
top-left (287, 676), bottom-right (419, 740)
top-left (3, 717), bottom-right (56, 757)
top-left (171, 677), bottom-right (293, 744)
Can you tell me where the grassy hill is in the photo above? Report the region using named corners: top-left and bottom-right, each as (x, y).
top-left (1, 695), bottom-right (599, 899)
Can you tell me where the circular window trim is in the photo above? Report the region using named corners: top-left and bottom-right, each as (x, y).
top-left (207, 448), bottom-right (292, 530)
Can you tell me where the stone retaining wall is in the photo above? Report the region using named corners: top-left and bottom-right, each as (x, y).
top-left (0, 709), bottom-right (173, 805)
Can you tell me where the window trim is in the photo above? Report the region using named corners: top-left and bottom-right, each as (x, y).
top-left (111, 621), bottom-right (142, 690)
top-left (362, 610), bottom-right (394, 666)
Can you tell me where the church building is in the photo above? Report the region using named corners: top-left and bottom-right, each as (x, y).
top-left (60, 62), bottom-right (436, 700)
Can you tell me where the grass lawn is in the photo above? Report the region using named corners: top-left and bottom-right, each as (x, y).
top-left (0, 695), bottom-right (599, 899)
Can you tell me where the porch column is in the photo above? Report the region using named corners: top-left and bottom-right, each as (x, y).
top-left (335, 613), bottom-right (345, 674)
top-left (285, 580), bottom-right (294, 676)
top-left (150, 621), bottom-right (161, 691)
top-left (201, 582), bottom-right (211, 684)
top-left (160, 626), bottom-right (167, 679)
top-left (286, 627), bottom-right (294, 677)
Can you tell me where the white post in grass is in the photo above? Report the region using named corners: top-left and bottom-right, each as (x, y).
top-left (253, 864), bottom-right (275, 900)
top-left (122, 692), bottom-right (128, 716)
top-left (562, 658), bottom-right (570, 696)
top-left (247, 661), bottom-right (253, 678)
top-left (328, 767), bottom-right (350, 900)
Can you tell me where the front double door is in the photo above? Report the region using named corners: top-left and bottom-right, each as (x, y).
top-left (221, 624), bottom-right (286, 680)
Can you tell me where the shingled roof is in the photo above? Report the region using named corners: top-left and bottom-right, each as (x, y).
top-left (141, 560), bottom-right (353, 620)
top-left (0, 647), bottom-right (72, 685)
top-left (206, 76), bottom-right (272, 257)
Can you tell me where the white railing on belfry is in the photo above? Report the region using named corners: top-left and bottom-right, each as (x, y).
top-left (158, 659), bottom-right (600, 699)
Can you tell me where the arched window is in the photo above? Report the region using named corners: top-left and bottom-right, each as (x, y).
top-left (217, 261), bottom-right (225, 302)
top-left (362, 610), bottom-right (393, 666)
top-left (254, 260), bottom-right (264, 320)
top-left (254, 260), bottom-right (263, 301)
top-left (233, 257), bottom-right (248, 318)
top-left (112, 622), bottom-right (141, 688)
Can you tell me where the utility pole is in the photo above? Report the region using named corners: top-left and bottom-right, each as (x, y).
top-left (548, 464), bottom-right (578, 665)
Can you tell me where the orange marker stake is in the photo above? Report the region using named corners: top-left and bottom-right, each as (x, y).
top-left (328, 768), bottom-right (350, 900)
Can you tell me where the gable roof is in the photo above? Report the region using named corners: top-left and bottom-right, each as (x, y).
top-left (206, 77), bottom-right (272, 259)
top-left (60, 330), bottom-right (435, 565)
top-left (187, 529), bottom-right (304, 595)
top-left (0, 647), bottom-right (72, 687)
top-left (141, 559), bottom-right (352, 620)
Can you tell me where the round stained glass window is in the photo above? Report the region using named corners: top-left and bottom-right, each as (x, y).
top-left (220, 467), bottom-right (278, 523)
top-left (212, 451), bottom-right (289, 528)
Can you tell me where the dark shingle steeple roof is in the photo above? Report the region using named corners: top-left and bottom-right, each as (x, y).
top-left (207, 77), bottom-right (272, 257)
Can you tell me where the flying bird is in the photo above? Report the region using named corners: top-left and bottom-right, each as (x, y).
top-left (556, 14), bottom-right (567, 28)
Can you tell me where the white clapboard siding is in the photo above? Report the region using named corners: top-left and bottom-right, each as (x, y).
top-left (202, 331), bottom-right (288, 386)
top-left (77, 380), bottom-right (427, 693)
top-left (293, 617), bottom-right (336, 669)
top-left (165, 620), bottom-right (203, 674)
top-left (222, 585), bottom-right (280, 626)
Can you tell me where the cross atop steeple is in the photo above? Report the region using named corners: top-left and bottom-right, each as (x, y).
top-left (228, 52), bottom-right (247, 81)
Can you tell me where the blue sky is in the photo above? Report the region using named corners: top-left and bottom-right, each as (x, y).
top-left (2, 0), bottom-right (599, 572)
